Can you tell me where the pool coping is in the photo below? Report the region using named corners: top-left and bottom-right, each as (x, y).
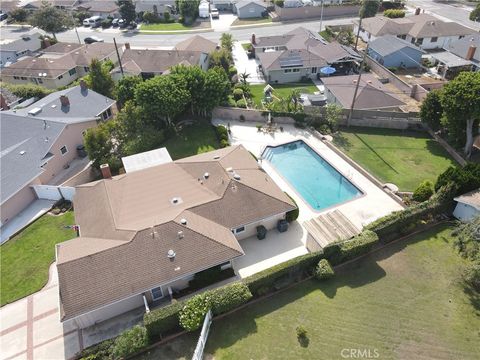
top-left (260, 138), bottom-right (367, 215)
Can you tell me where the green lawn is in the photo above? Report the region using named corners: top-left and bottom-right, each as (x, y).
top-left (241, 43), bottom-right (251, 50)
top-left (333, 127), bottom-right (457, 191)
top-left (162, 121), bottom-right (219, 160)
top-left (250, 81), bottom-right (319, 107)
top-left (139, 21), bottom-right (210, 31)
top-left (0, 211), bottom-right (76, 306)
top-left (136, 224), bottom-right (480, 360)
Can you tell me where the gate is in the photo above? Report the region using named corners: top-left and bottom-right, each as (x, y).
top-left (192, 310), bottom-right (213, 360)
top-left (32, 185), bottom-right (76, 201)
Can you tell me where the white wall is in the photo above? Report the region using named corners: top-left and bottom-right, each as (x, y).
top-left (453, 202), bottom-right (479, 222)
top-left (234, 213), bottom-right (286, 240)
top-left (405, 35), bottom-right (463, 50)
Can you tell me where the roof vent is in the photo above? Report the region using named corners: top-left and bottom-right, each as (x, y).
top-left (177, 231), bottom-right (184, 239)
top-left (226, 167), bottom-right (234, 173)
top-left (233, 173), bottom-right (241, 181)
top-left (213, 155), bottom-right (220, 160)
top-left (19, 150), bottom-right (26, 155)
top-left (204, 172), bottom-right (209, 179)
top-left (167, 249), bottom-right (176, 260)
top-left (28, 107), bottom-right (42, 116)
top-left (180, 218), bottom-right (187, 226)
top-left (51, 104), bottom-right (56, 108)
top-left (171, 197), bottom-right (183, 205)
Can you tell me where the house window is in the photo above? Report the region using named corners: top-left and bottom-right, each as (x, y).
top-left (84, 66), bottom-right (89, 72)
top-left (233, 226), bottom-right (245, 234)
top-left (311, 67), bottom-right (317, 73)
top-left (69, 68), bottom-right (76, 76)
top-left (21, 76), bottom-right (27, 80)
top-left (60, 146), bottom-right (68, 155)
top-left (411, 38), bottom-right (415, 44)
top-left (151, 286), bottom-right (163, 300)
top-left (284, 69), bottom-right (292, 73)
top-left (459, 35), bottom-right (465, 39)
top-left (398, 34), bottom-right (406, 40)
top-left (57, 75), bottom-right (63, 80)
top-left (292, 68), bottom-right (300, 73)
top-left (416, 38), bottom-right (424, 45)
top-left (431, 37), bottom-right (438, 43)
top-left (13, 76), bottom-right (19, 79)
top-left (37, 78), bottom-right (43, 84)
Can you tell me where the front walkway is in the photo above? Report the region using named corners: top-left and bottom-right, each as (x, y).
top-left (232, 42), bottom-right (265, 84)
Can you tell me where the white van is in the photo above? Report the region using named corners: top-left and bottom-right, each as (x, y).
top-left (83, 16), bottom-right (103, 28)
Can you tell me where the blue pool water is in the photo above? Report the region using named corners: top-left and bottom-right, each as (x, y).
top-left (263, 140), bottom-right (362, 211)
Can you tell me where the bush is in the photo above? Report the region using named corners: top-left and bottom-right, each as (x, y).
top-left (227, 96), bottom-right (237, 107)
top-left (236, 99), bottom-right (247, 108)
top-left (296, 326), bottom-right (307, 339)
top-left (220, 139), bottom-right (230, 148)
top-left (209, 283), bottom-right (253, 315)
top-left (189, 265), bottom-right (235, 290)
top-left (384, 9), bottom-right (405, 18)
top-left (463, 262), bottom-right (480, 291)
top-left (314, 259), bottom-right (334, 280)
top-left (413, 180), bottom-right (434, 202)
top-left (163, 12), bottom-right (171, 22)
top-left (101, 18), bottom-right (113, 28)
top-left (143, 11), bottom-right (159, 23)
top-left (1, 82), bottom-right (53, 100)
top-left (233, 88), bottom-right (244, 100)
top-left (179, 293), bottom-right (211, 332)
top-left (228, 66), bottom-right (238, 78)
top-left (323, 230), bottom-right (379, 265)
top-left (112, 325), bottom-right (148, 359)
top-left (434, 164), bottom-right (480, 194)
top-left (284, 192), bottom-right (299, 222)
top-left (215, 125), bottom-right (229, 142)
top-left (78, 338), bottom-right (114, 360)
top-left (387, 66), bottom-right (398, 73)
top-left (243, 251), bottom-right (324, 297)
top-left (144, 300), bottom-right (185, 342)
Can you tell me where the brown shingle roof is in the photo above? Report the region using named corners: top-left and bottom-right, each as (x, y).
top-left (174, 35), bottom-right (218, 53)
top-left (58, 145), bottom-right (295, 320)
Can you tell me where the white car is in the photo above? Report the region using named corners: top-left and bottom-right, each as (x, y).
top-left (211, 8), bottom-right (219, 19)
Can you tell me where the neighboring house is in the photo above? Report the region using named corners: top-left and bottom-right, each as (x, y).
top-left (0, 83), bottom-right (116, 228)
top-left (322, 74), bottom-right (405, 110)
top-left (453, 189), bottom-right (480, 221)
top-left (0, 1), bottom-right (19, 14)
top-left (0, 42), bottom-right (120, 89)
top-left (0, 33), bottom-right (42, 68)
top-left (174, 35), bottom-right (218, 53)
top-left (0, 87), bottom-right (21, 110)
top-left (254, 27), bottom-right (361, 83)
top-left (56, 145), bottom-right (296, 328)
top-left (429, 51), bottom-right (475, 80)
top-left (234, 0), bottom-right (267, 19)
top-left (444, 33), bottom-right (480, 71)
top-left (212, 0), bottom-right (234, 11)
top-left (367, 35), bottom-right (425, 68)
top-left (23, 0), bottom-right (80, 11)
top-left (134, 0), bottom-right (176, 16)
top-left (75, 1), bottom-right (120, 17)
top-left (354, 14), bottom-right (474, 50)
top-left (111, 44), bottom-right (210, 80)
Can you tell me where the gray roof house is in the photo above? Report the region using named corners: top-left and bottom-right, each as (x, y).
top-left (56, 145), bottom-right (296, 328)
top-left (0, 83), bottom-right (116, 234)
top-left (234, 0), bottom-right (267, 19)
top-left (0, 33), bottom-right (42, 69)
top-left (367, 35), bottom-right (425, 69)
top-left (444, 33), bottom-right (480, 70)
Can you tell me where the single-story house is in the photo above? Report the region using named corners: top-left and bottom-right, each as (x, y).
top-left (23, 0), bottom-right (80, 11)
top-left (234, 0), bottom-right (267, 19)
top-left (134, 0), bottom-right (176, 16)
top-left (212, 0), bottom-right (233, 11)
top-left (429, 51), bottom-right (475, 80)
top-left (111, 44), bottom-right (210, 80)
top-left (0, 32), bottom-right (42, 68)
top-left (0, 87), bottom-right (21, 110)
top-left (57, 145), bottom-right (296, 328)
top-left (0, 83), bottom-right (116, 228)
top-left (354, 14), bottom-right (474, 50)
top-left (174, 35), bottom-right (218, 53)
top-left (444, 33), bottom-right (480, 71)
top-left (0, 42), bottom-right (120, 89)
top-left (367, 35), bottom-right (425, 69)
top-left (75, 1), bottom-right (120, 18)
top-left (453, 189), bottom-right (480, 221)
top-left (322, 74), bottom-right (405, 111)
top-left (0, 1), bottom-right (20, 14)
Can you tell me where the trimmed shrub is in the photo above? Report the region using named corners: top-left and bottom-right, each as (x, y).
top-left (220, 139), bottom-right (230, 148)
top-left (179, 293), bottom-right (211, 332)
top-left (434, 164), bottom-right (480, 194)
top-left (189, 266), bottom-right (235, 290)
top-left (284, 192), bottom-right (299, 222)
top-left (112, 325), bottom-right (148, 359)
top-left (384, 9), bottom-right (405, 18)
top-left (236, 99), bottom-right (247, 108)
top-left (243, 251), bottom-right (324, 297)
top-left (233, 88), bottom-right (244, 100)
top-left (1, 82), bottom-right (53, 100)
top-left (463, 262), bottom-right (480, 291)
top-left (209, 283), bottom-right (253, 315)
top-left (323, 230), bottom-right (379, 266)
top-left (215, 125), bottom-right (229, 142)
top-left (413, 180), bottom-right (434, 202)
top-left (296, 325), bottom-right (307, 339)
top-left (314, 259), bottom-right (334, 280)
top-left (144, 300), bottom-right (185, 342)
top-left (78, 338), bottom-right (114, 360)
top-left (228, 66), bottom-right (238, 78)
top-left (227, 96), bottom-right (237, 107)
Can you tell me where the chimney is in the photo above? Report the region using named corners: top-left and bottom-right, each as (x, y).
top-left (251, 33), bottom-right (256, 45)
top-left (59, 95), bottom-right (70, 107)
top-left (466, 45), bottom-right (476, 61)
top-left (415, 7), bottom-right (421, 15)
top-left (79, 79), bottom-right (87, 91)
top-left (125, 42), bottom-right (130, 50)
top-left (100, 163), bottom-right (112, 179)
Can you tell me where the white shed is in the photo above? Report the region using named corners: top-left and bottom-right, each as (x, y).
top-left (453, 188), bottom-right (480, 222)
top-left (199, 0), bottom-right (210, 18)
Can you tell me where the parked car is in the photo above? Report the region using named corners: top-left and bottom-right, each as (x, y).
top-left (84, 36), bottom-right (104, 44)
top-left (211, 8), bottom-right (219, 19)
top-left (0, 12), bottom-right (8, 21)
top-left (127, 21), bottom-right (137, 30)
top-left (118, 19), bottom-right (127, 29)
top-left (112, 18), bottom-right (119, 27)
top-left (88, 16), bottom-right (103, 28)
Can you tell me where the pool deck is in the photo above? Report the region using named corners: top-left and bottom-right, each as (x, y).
top-left (213, 120), bottom-right (404, 229)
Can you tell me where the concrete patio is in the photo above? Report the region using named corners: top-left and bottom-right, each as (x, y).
top-left (232, 42), bottom-right (265, 84)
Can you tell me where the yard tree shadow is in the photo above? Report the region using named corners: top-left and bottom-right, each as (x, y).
top-left (425, 139), bottom-right (458, 160)
top-left (333, 133), bottom-right (352, 151)
top-left (353, 133), bottom-right (399, 174)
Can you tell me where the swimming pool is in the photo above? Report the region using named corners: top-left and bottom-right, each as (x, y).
top-left (262, 140), bottom-right (362, 211)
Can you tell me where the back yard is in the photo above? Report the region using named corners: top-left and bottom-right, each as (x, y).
top-left (250, 82), bottom-right (318, 107)
top-left (333, 127), bottom-right (457, 191)
top-left (0, 211), bottom-right (76, 306)
top-left (135, 224), bottom-right (479, 360)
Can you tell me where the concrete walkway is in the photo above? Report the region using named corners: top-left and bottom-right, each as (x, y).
top-left (232, 42), bottom-right (265, 84)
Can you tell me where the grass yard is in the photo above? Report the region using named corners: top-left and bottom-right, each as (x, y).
top-left (162, 121), bottom-right (219, 160)
top-left (0, 211), bottom-right (76, 306)
top-left (241, 42), bottom-right (252, 50)
top-left (136, 224), bottom-right (480, 360)
top-left (250, 81), bottom-right (319, 107)
top-left (139, 21), bottom-right (210, 31)
top-left (333, 127), bottom-right (457, 191)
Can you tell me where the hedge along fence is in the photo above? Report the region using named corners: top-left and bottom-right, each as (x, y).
top-left (366, 183), bottom-right (458, 243)
top-left (322, 230), bottom-right (379, 266)
top-left (144, 299), bottom-right (186, 343)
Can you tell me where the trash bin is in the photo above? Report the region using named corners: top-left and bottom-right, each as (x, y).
top-left (256, 225), bottom-right (267, 240)
top-left (277, 219), bottom-right (289, 233)
top-left (77, 144), bottom-right (87, 158)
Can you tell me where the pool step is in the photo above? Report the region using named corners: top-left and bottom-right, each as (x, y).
top-left (304, 209), bottom-right (361, 250)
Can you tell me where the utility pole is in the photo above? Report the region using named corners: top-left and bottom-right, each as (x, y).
top-left (319, 0), bottom-right (325, 33)
top-left (354, 16), bottom-right (362, 51)
top-left (347, 51), bottom-right (366, 127)
top-left (113, 37), bottom-right (124, 77)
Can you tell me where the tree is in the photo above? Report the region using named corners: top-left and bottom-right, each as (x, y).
top-left (239, 71), bottom-right (250, 85)
top-left (220, 33), bottom-right (234, 53)
top-left (85, 59), bottom-right (115, 98)
top-left (470, 3), bottom-right (480, 22)
top-left (324, 103), bottom-right (343, 131)
top-left (359, 0), bottom-right (380, 18)
top-left (117, 0), bottom-right (136, 24)
top-left (9, 8), bottom-right (28, 23)
top-left (453, 216), bottom-right (480, 262)
top-left (170, 65), bottom-right (206, 115)
top-left (209, 49), bottom-right (232, 72)
top-left (84, 120), bottom-right (121, 171)
top-left (28, 2), bottom-right (73, 39)
top-left (178, 0), bottom-right (200, 24)
top-left (114, 76), bottom-right (142, 107)
top-left (440, 72), bottom-right (480, 158)
top-left (143, 11), bottom-right (159, 24)
top-left (420, 89), bottom-right (443, 131)
top-left (288, 89), bottom-right (300, 111)
top-left (73, 10), bottom-right (90, 24)
top-left (200, 67), bottom-right (231, 115)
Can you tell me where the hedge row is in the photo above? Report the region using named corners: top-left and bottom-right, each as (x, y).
top-left (215, 125), bottom-right (230, 148)
top-left (143, 299), bottom-right (185, 342)
top-left (322, 230), bottom-right (379, 266)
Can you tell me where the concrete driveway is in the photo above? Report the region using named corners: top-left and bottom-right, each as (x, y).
top-left (211, 14), bottom-right (237, 31)
top-left (232, 42), bottom-right (265, 84)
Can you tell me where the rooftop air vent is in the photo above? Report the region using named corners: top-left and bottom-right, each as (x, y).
top-left (180, 218), bottom-right (187, 226)
top-left (226, 167), bottom-right (233, 173)
top-left (204, 172), bottom-right (209, 179)
top-left (233, 173), bottom-right (241, 181)
top-left (178, 231), bottom-right (184, 239)
top-left (171, 197), bottom-right (183, 205)
top-left (213, 155), bottom-right (220, 160)
top-left (167, 249), bottom-right (176, 260)
top-left (28, 107), bottom-right (42, 116)
top-left (19, 150), bottom-right (26, 155)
